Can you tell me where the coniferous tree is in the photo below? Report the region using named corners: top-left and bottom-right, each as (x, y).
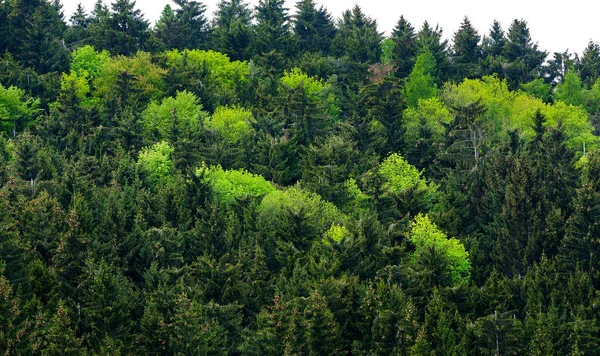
top-left (415, 21), bottom-right (450, 83)
top-left (294, 0), bottom-right (336, 55)
top-left (452, 16), bottom-right (482, 81)
top-left (212, 0), bottom-right (253, 60)
top-left (480, 20), bottom-right (507, 77)
top-left (88, 0), bottom-right (149, 55)
top-left (149, 5), bottom-right (178, 52)
top-left (391, 15), bottom-right (417, 79)
top-left (579, 41), bottom-right (600, 88)
top-left (172, 0), bottom-right (210, 50)
top-left (254, 0), bottom-right (295, 58)
top-left (331, 5), bottom-right (382, 64)
top-left (65, 3), bottom-right (90, 47)
top-left (3, 0), bottom-right (69, 73)
top-left (503, 19), bottom-right (547, 89)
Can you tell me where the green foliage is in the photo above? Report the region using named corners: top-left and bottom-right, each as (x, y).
top-left (95, 51), bottom-right (166, 104)
top-left (165, 49), bottom-right (249, 107)
top-left (378, 153), bottom-right (437, 200)
top-left (212, 0), bottom-right (253, 61)
top-left (0, 83), bottom-right (40, 135)
top-left (137, 141), bottom-right (175, 187)
top-left (404, 97), bottom-right (453, 148)
top-left (555, 69), bottom-right (585, 106)
top-left (279, 67), bottom-right (338, 116)
top-left (443, 75), bottom-right (599, 155)
top-left (294, 0), bottom-right (336, 55)
top-left (142, 90), bottom-right (206, 141)
top-left (205, 105), bottom-right (255, 144)
top-left (71, 45), bottom-right (111, 80)
top-left (521, 78), bottom-right (552, 102)
top-left (323, 224), bottom-right (350, 245)
top-left (2, 4), bottom-right (600, 354)
top-left (200, 164), bottom-right (275, 204)
top-left (380, 38), bottom-right (395, 65)
top-left (409, 214), bottom-right (471, 285)
top-left (257, 186), bottom-right (348, 249)
top-left (405, 48), bottom-right (438, 108)
top-left (331, 5), bottom-right (383, 64)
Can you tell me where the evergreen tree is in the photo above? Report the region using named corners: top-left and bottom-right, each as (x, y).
top-left (65, 3), bottom-right (90, 47)
top-left (89, 0), bottom-right (149, 55)
top-left (560, 150), bottom-right (600, 288)
top-left (254, 0), bottom-right (295, 58)
top-left (149, 5), bottom-right (178, 51)
top-left (3, 0), bottom-right (70, 73)
top-left (212, 0), bottom-right (253, 60)
top-left (294, 0), bottom-right (336, 55)
top-left (480, 20), bottom-right (507, 78)
top-left (579, 41), bottom-right (600, 89)
top-left (503, 19), bottom-right (547, 89)
top-left (331, 5), bottom-right (383, 64)
top-left (172, 0), bottom-right (210, 50)
top-left (452, 16), bottom-right (482, 81)
top-left (391, 15), bottom-right (417, 79)
top-left (415, 21), bottom-right (450, 83)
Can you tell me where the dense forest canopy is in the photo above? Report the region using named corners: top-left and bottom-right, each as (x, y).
top-left (2, 0), bottom-right (600, 354)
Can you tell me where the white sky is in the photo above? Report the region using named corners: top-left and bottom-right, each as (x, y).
top-left (60, 0), bottom-right (599, 56)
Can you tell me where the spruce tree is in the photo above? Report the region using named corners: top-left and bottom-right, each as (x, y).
top-left (331, 5), bottom-right (383, 64)
top-left (452, 16), bottom-right (482, 81)
top-left (172, 0), bottom-right (210, 50)
top-left (212, 0), bottom-right (253, 60)
top-left (254, 0), bottom-right (295, 58)
top-left (65, 3), bottom-right (90, 47)
top-left (415, 21), bottom-right (450, 83)
top-left (579, 41), bottom-right (600, 88)
top-left (503, 19), bottom-right (547, 89)
top-left (294, 0), bottom-right (336, 55)
top-left (391, 15), bottom-right (417, 78)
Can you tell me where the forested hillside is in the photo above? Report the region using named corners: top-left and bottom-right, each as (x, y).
top-left (2, 0), bottom-right (600, 354)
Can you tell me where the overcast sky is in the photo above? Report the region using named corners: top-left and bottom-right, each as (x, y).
top-left (60, 0), bottom-right (598, 56)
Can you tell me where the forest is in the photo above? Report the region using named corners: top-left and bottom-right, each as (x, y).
top-left (1, 0), bottom-right (600, 354)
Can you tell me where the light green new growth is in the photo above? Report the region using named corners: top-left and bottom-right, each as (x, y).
top-left (70, 45), bottom-right (110, 80)
top-left (379, 153), bottom-right (436, 196)
top-left (166, 49), bottom-right (249, 97)
top-left (324, 224), bottom-right (350, 245)
top-left (0, 84), bottom-right (40, 135)
top-left (410, 214), bottom-right (471, 285)
top-left (280, 68), bottom-right (339, 117)
top-left (200, 164), bottom-right (275, 204)
top-left (403, 97), bottom-right (453, 145)
top-left (405, 48), bottom-right (438, 108)
top-left (138, 141), bottom-right (175, 187)
top-left (142, 90), bottom-right (206, 140)
top-left (259, 187), bottom-right (347, 230)
top-left (205, 105), bottom-right (255, 144)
